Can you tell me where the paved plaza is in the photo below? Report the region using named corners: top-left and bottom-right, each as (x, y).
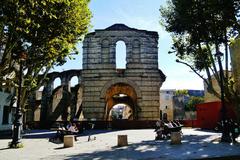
top-left (0, 128), bottom-right (240, 160)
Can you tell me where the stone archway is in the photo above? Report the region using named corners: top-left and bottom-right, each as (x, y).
top-left (109, 103), bottom-right (133, 120)
top-left (103, 82), bottom-right (138, 120)
top-left (100, 77), bottom-right (142, 99)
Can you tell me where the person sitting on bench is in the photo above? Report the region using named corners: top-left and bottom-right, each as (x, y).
top-left (67, 123), bottom-right (79, 141)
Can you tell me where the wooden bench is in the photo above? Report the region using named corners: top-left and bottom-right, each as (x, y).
top-left (50, 128), bottom-right (78, 142)
top-left (162, 122), bottom-right (183, 139)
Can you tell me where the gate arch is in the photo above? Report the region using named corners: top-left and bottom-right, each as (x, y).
top-left (100, 77), bottom-right (142, 99)
top-left (103, 82), bottom-right (138, 120)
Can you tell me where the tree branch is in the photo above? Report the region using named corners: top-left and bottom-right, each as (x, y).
top-left (205, 42), bottom-right (220, 82)
top-left (176, 59), bottom-right (208, 85)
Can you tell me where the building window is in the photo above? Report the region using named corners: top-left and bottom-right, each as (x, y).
top-left (53, 77), bottom-right (61, 89)
top-left (116, 41), bottom-right (126, 69)
top-left (165, 106), bottom-right (168, 109)
top-left (2, 105), bottom-right (9, 124)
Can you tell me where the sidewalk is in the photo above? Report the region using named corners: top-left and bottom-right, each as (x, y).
top-left (0, 128), bottom-right (240, 160)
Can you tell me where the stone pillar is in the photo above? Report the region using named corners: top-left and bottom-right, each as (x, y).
top-left (82, 38), bottom-right (89, 69)
top-left (82, 47), bottom-right (88, 69)
top-left (40, 81), bottom-right (53, 126)
top-left (61, 76), bottom-right (70, 92)
top-left (126, 43), bottom-right (131, 64)
top-left (109, 44), bottom-right (116, 64)
top-left (27, 93), bottom-right (36, 123)
top-left (117, 135), bottom-right (128, 147)
top-left (64, 135), bottom-right (74, 147)
top-left (77, 75), bottom-right (82, 84)
top-left (170, 132), bottom-right (181, 145)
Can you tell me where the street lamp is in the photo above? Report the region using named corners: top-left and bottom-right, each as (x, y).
top-left (215, 51), bottom-right (231, 142)
top-left (10, 52), bottom-right (27, 148)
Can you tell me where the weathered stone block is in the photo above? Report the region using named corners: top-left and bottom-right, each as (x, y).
top-left (171, 132), bottom-right (182, 145)
top-left (117, 135), bottom-right (128, 147)
top-left (64, 135), bottom-right (74, 148)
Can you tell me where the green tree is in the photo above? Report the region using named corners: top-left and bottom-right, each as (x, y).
top-left (0, 0), bottom-right (91, 108)
top-left (175, 89), bottom-right (188, 96)
top-left (160, 0), bottom-right (240, 121)
top-left (185, 96), bottom-right (204, 111)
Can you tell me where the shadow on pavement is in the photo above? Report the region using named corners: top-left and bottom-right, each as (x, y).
top-left (44, 134), bottom-right (240, 160)
top-left (0, 147), bottom-right (10, 151)
top-left (22, 130), bottom-right (57, 139)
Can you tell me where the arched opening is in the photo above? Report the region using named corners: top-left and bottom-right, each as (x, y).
top-left (104, 83), bottom-right (137, 120)
top-left (53, 77), bottom-right (61, 89)
top-left (109, 103), bottom-right (133, 120)
top-left (116, 41), bottom-right (126, 69)
top-left (70, 76), bottom-right (78, 87)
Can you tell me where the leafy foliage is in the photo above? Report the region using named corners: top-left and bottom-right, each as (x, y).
top-left (160, 0), bottom-right (240, 121)
top-left (161, 0), bottom-right (239, 43)
top-left (175, 89), bottom-right (188, 96)
top-left (185, 96), bottom-right (204, 111)
top-left (0, 0), bottom-right (91, 106)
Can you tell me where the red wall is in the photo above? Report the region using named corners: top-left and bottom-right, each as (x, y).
top-left (196, 102), bottom-right (221, 129)
top-left (196, 101), bottom-right (236, 129)
top-left (181, 120), bottom-right (198, 128)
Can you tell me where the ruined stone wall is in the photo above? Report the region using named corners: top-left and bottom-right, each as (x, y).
top-left (31, 24), bottom-right (166, 123)
top-left (82, 24), bottom-right (165, 120)
top-left (38, 70), bottom-right (82, 124)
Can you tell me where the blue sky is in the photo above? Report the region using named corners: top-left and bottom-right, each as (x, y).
top-left (53, 0), bottom-right (204, 90)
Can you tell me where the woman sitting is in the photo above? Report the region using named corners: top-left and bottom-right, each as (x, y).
top-left (67, 123), bottom-right (79, 141)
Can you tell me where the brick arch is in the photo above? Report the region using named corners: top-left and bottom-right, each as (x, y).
top-left (67, 74), bottom-right (81, 83)
top-left (100, 36), bottom-right (143, 48)
top-left (108, 98), bottom-right (134, 120)
top-left (49, 74), bottom-right (61, 86)
top-left (100, 78), bottom-right (142, 120)
top-left (103, 82), bottom-right (138, 120)
top-left (100, 78), bottom-right (142, 99)
top-left (52, 77), bottom-right (62, 89)
top-left (105, 83), bottom-right (137, 101)
top-left (59, 70), bottom-right (81, 84)
top-left (112, 38), bottom-right (130, 46)
top-left (68, 74), bottom-right (82, 87)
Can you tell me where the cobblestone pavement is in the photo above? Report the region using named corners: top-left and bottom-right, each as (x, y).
top-left (0, 128), bottom-right (240, 160)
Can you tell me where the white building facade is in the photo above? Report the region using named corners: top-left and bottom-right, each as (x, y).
top-left (160, 89), bottom-right (175, 121)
